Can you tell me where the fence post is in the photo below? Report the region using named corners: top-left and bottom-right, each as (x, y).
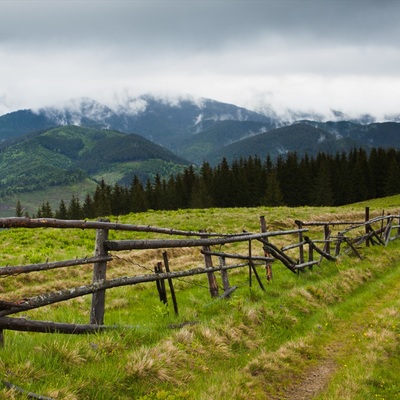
top-left (308, 241), bottom-right (314, 271)
top-left (0, 329), bottom-right (4, 348)
top-left (295, 220), bottom-right (305, 264)
top-left (219, 256), bottom-right (231, 296)
top-left (202, 243), bottom-right (219, 298)
top-left (90, 221), bottom-right (109, 325)
top-left (260, 216), bottom-right (273, 281)
top-left (365, 207), bottom-right (370, 247)
top-left (323, 224), bottom-right (331, 256)
top-left (162, 251), bottom-right (179, 315)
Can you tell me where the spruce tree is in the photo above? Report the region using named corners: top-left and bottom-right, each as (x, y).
top-left (15, 200), bottom-right (23, 217)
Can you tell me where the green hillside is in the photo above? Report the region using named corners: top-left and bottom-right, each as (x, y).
top-left (178, 120), bottom-right (271, 163)
top-left (0, 126), bottom-right (189, 195)
top-left (206, 123), bottom-right (359, 164)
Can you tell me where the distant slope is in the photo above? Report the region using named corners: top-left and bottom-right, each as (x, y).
top-left (302, 121), bottom-right (400, 149)
top-left (0, 125), bottom-right (190, 196)
top-left (178, 120), bottom-right (271, 163)
top-left (0, 96), bottom-right (277, 151)
top-left (206, 123), bottom-right (359, 164)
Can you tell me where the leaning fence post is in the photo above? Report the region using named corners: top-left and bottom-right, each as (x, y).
top-left (90, 220), bottom-right (109, 325)
top-left (201, 232), bottom-right (219, 298)
top-left (162, 251), bottom-right (179, 315)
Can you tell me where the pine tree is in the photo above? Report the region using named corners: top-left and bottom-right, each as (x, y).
top-left (67, 195), bottom-right (83, 219)
top-left (263, 171), bottom-right (285, 206)
top-left (55, 199), bottom-right (68, 219)
top-left (384, 156), bottom-right (400, 196)
top-left (15, 200), bottom-right (23, 217)
top-left (130, 176), bottom-right (148, 212)
top-left (83, 194), bottom-right (95, 219)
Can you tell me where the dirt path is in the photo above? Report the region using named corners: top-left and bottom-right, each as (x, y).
top-left (279, 268), bottom-right (400, 400)
top-left (283, 359), bottom-right (337, 400)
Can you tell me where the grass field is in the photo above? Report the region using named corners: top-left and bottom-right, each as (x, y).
top-left (0, 196), bottom-right (399, 399)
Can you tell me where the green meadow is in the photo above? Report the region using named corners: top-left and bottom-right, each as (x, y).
top-left (0, 196), bottom-right (399, 399)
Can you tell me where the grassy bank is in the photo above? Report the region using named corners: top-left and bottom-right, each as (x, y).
top-left (0, 197), bottom-right (399, 399)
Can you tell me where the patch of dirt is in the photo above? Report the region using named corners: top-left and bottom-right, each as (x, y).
top-left (282, 359), bottom-right (337, 400)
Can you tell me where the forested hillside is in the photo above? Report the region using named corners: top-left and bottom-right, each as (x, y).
top-left (29, 147), bottom-right (400, 219)
top-left (0, 125), bottom-right (189, 197)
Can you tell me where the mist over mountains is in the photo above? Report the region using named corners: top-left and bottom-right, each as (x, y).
top-left (0, 94), bottom-right (399, 216)
top-left (1, 95), bottom-right (399, 165)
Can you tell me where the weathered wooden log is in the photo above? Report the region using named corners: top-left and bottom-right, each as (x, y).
top-left (218, 286), bottom-right (237, 299)
top-left (0, 316), bottom-right (110, 334)
top-left (201, 250), bottom-right (274, 262)
top-left (155, 262), bottom-right (167, 304)
top-left (295, 220), bottom-right (305, 264)
top-left (0, 217), bottom-right (212, 237)
top-left (219, 256), bottom-right (231, 295)
top-left (303, 237), bottom-right (336, 261)
top-left (281, 241), bottom-right (306, 251)
top-left (1, 379), bottom-right (55, 400)
top-left (258, 240), bottom-right (297, 273)
top-left (0, 256), bottom-right (112, 276)
top-left (343, 237), bottom-right (363, 258)
top-left (0, 300), bottom-right (25, 310)
top-left (0, 260), bottom-right (265, 318)
top-left (105, 229), bottom-right (307, 251)
top-left (202, 240), bottom-right (219, 298)
top-left (294, 261), bottom-right (320, 269)
top-left (90, 225), bottom-right (109, 325)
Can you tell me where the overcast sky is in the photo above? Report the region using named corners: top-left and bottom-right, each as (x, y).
top-left (1, 0), bottom-right (399, 119)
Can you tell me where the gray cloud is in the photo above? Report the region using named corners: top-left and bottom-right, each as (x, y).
top-left (0, 0), bottom-right (399, 118)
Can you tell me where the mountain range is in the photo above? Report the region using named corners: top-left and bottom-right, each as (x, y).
top-left (0, 95), bottom-right (399, 216)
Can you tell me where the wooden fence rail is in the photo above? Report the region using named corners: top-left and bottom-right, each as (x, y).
top-left (0, 207), bottom-right (399, 347)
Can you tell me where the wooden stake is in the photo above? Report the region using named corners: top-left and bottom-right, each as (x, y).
top-left (163, 252), bottom-right (178, 315)
top-left (219, 256), bottom-right (231, 294)
top-left (202, 242), bottom-right (219, 298)
top-left (260, 216), bottom-right (273, 281)
top-left (90, 222), bottom-right (109, 325)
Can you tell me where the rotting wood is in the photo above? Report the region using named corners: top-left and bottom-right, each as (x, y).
top-left (0, 256), bottom-right (112, 277)
top-left (0, 380), bottom-right (55, 400)
top-left (0, 316), bottom-right (111, 334)
top-left (294, 261), bottom-right (320, 269)
top-left (258, 239), bottom-right (297, 273)
top-left (104, 229), bottom-right (307, 251)
top-left (323, 224), bottom-right (331, 256)
top-left (295, 220), bottom-right (305, 264)
top-left (0, 264), bottom-right (253, 317)
top-left (201, 250), bottom-right (274, 262)
top-left (218, 286), bottom-right (237, 299)
top-left (0, 217), bottom-right (216, 237)
top-left (303, 237), bottom-right (336, 261)
top-left (202, 239), bottom-right (219, 298)
top-left (90, 224), bottom-right (109, 325)
top-left (155, 262), bottom-right (167, 305)
top-left (219, 256), bottom-right (231, 295)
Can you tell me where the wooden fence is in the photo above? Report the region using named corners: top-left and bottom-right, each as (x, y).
top-left (0, 207), bottom-right (399, 347)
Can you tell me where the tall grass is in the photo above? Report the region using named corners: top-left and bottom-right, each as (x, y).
top-left (0, 197), bottom-right (399, 399)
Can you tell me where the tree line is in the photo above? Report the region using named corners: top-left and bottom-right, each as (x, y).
top-left (17, 147), bottom-right (400, 219)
